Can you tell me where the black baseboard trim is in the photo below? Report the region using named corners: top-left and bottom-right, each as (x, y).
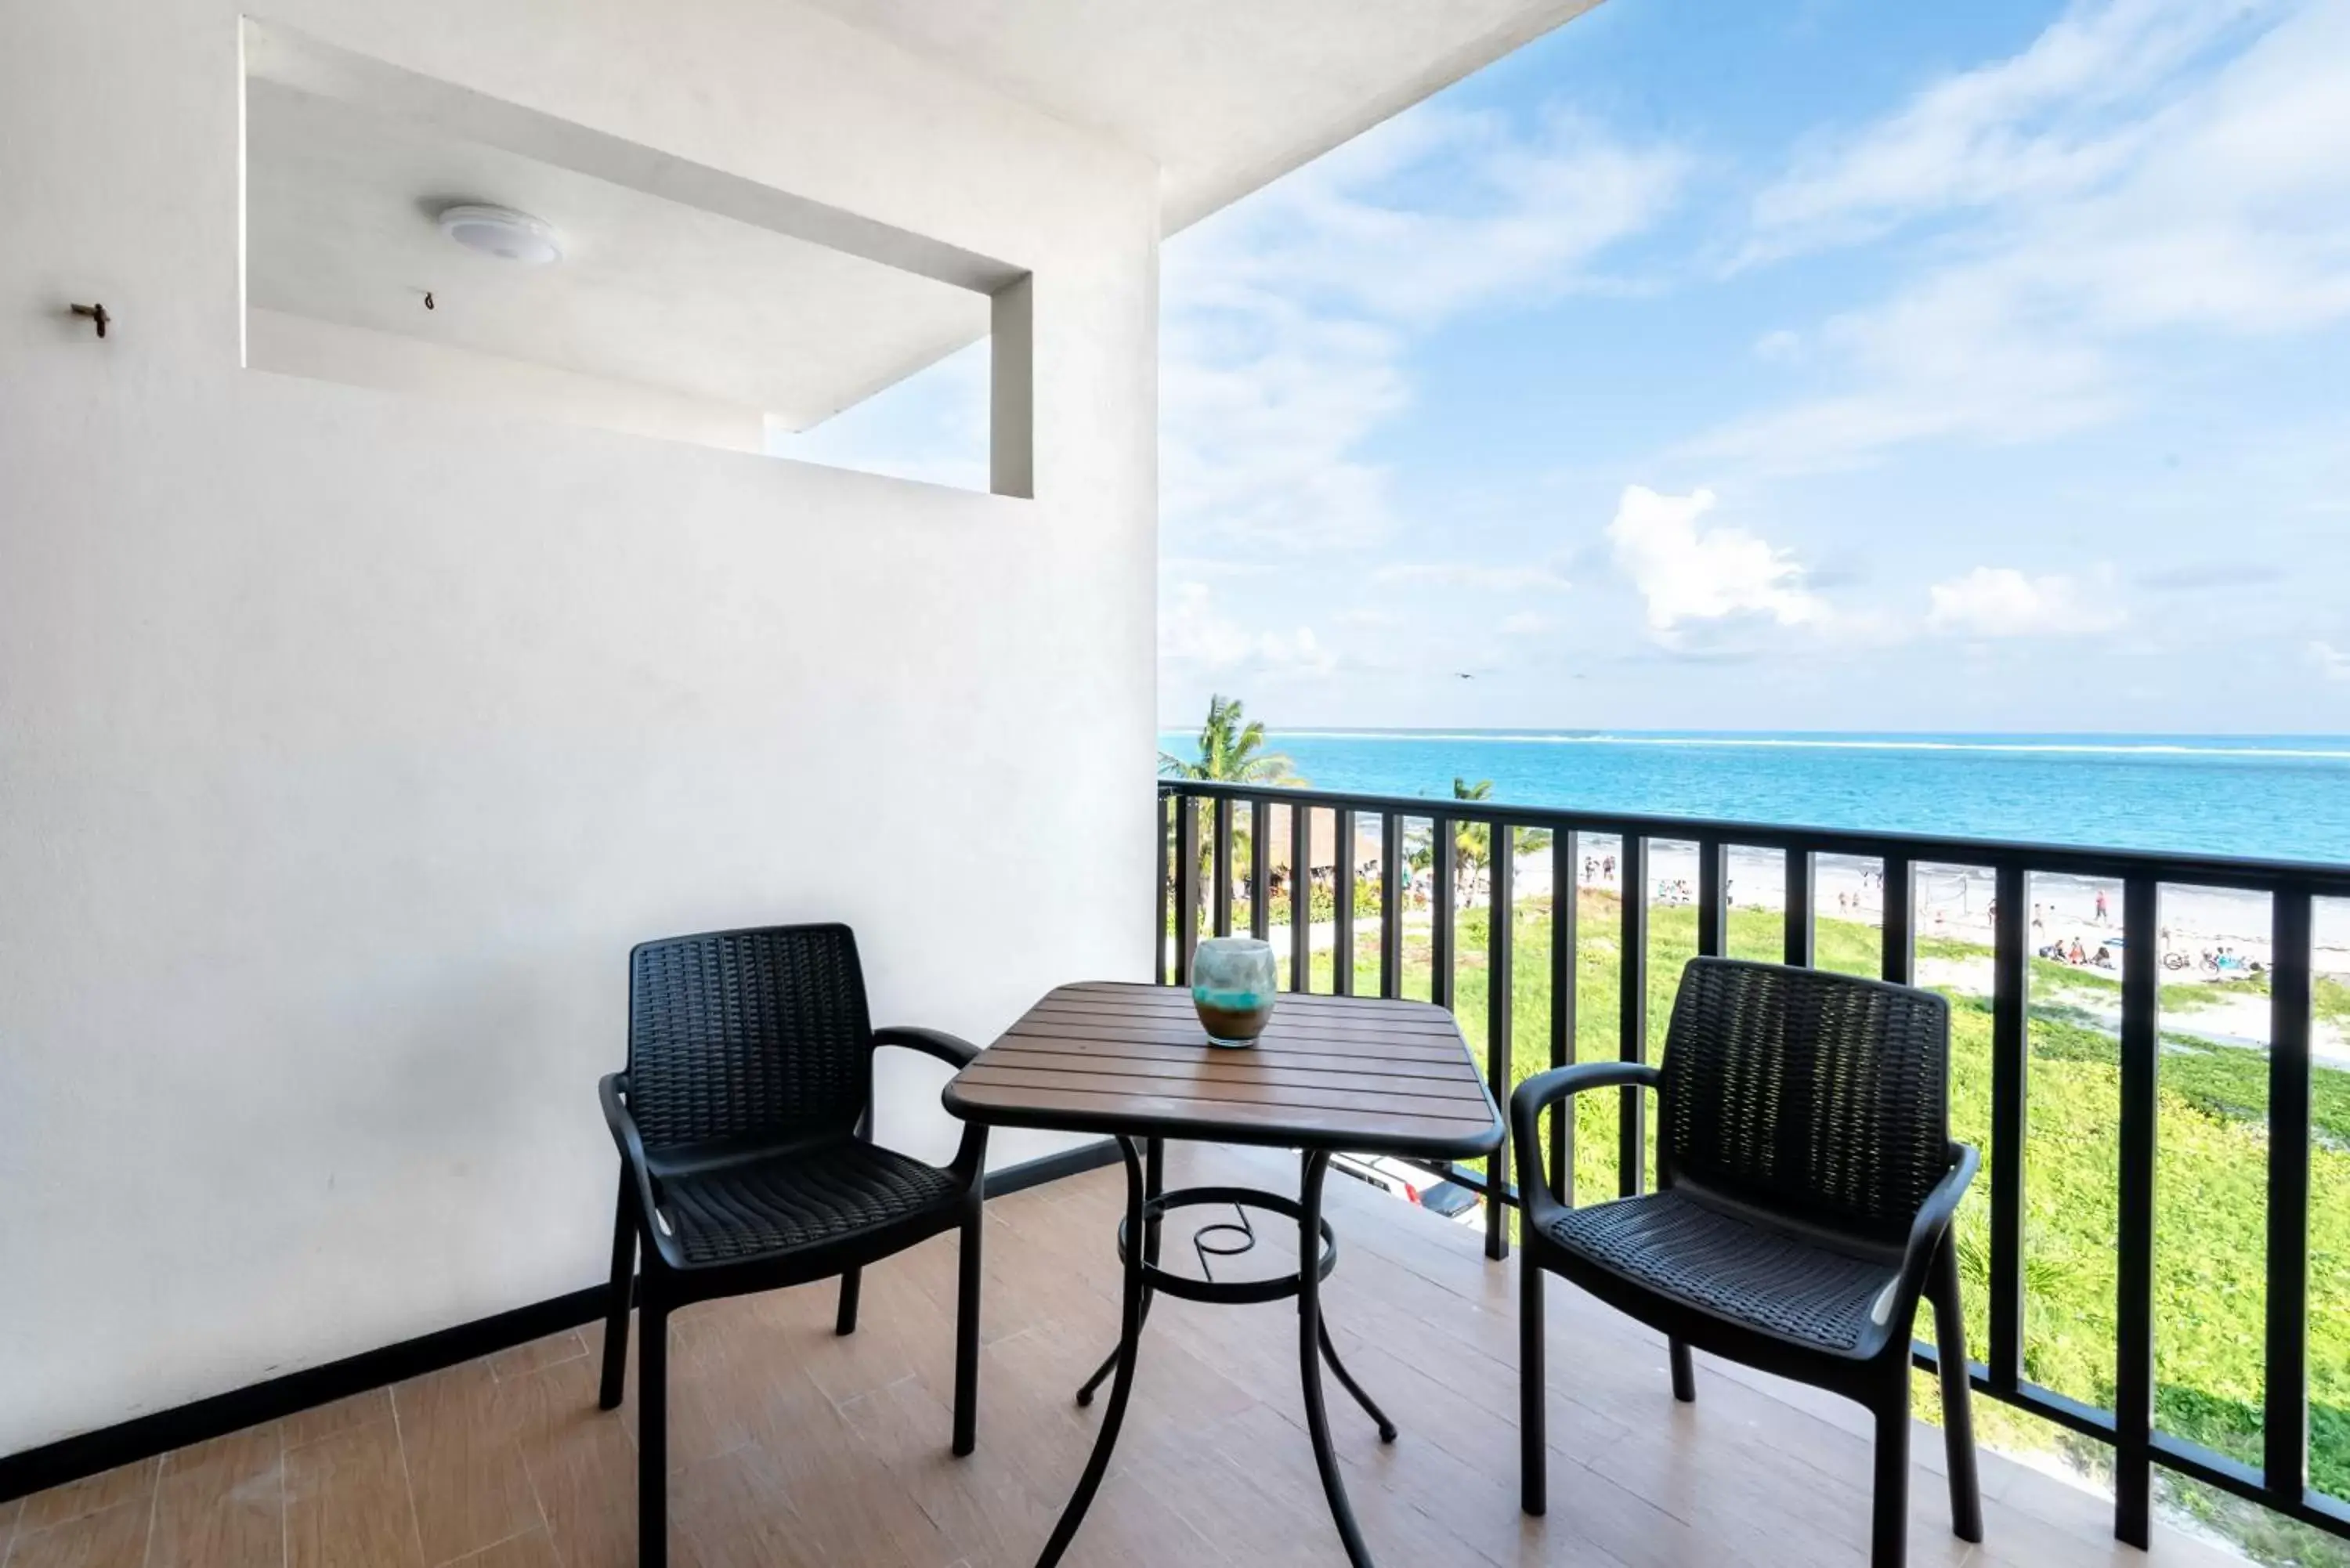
top-left (985, 1136), bottom-right (1118, 1196)
top-left (0, 1137), bottom-right (1116, 1505)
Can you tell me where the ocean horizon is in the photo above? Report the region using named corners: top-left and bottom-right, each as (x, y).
top-left (1155, 728), bottom-right (2350, 866)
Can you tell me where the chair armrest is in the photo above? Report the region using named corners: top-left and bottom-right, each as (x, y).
top-left (1510, 1061), bottom-right (1662, 1220)
top-left (872, 1027), bottom-right (989, 1183)
top-left (599, 1073), bottom-right (667, 1244)
top-left (872, 1025), bottom-right (982, 1069)
top-left (1893, 1142), bottom-right (1980, 1304)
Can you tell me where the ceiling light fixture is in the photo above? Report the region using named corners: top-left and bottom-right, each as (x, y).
top-left (436, 204), bottom-right (562, 266)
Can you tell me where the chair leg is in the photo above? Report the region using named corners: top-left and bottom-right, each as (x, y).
top-left (599, 1167), bottom-right (635, 1411)
top-left (638, 1284), bottom-right (668, 1568)
top-left (1668, 1338), bottom-right (1696, 1404)
top-left (1520, 1257), bottom-right (1546, 1516)
top-left (836, 1267), bottom-right (862, 1337)
top-left (1870, 1378), bottom-right (1911, 1568)
top-left (1932, 1238), bottom-right (1985, 1542)
top-left (953, 1201), bottom-right (982, 1457)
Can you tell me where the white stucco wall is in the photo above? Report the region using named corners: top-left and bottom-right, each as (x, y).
top-left (0, 0), bottom-right (1158, 1454)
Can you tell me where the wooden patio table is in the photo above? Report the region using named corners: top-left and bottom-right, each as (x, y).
top-left (942, 981), bottom-right (1505, 1568)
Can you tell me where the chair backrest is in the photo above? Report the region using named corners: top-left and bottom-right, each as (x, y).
top-left (625, 923), bottom-right (873, 1153)
top-left (1658, 957), bottom-right (1952, 1245)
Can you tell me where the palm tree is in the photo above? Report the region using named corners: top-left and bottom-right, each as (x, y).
top-left (1159, 695), bottom-right (1303, 920)
top-left (1441, 778), bottom-right (1550, 894)
top-left (1159, 694), bottom-right (1300, 783)
top-left (1452, 777), bottom-right (1495, 877)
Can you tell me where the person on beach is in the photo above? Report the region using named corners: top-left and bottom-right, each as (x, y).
top-left (2095, 889), bottom-right (2110, 925)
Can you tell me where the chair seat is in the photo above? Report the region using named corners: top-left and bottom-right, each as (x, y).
top-left (1545, 1189), bottom-right (1900, 1355)
top-left (655, 1138), bottom-right (963, 1266)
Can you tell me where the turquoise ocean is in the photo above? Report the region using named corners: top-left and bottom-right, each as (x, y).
top-left (1156, 731), bottom-right (2350, 868)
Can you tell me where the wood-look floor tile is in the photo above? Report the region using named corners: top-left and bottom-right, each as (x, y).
top-left (78, 1147), bottom-right (2218, 1568)
top-left (284, 1412), bottom-right (425, 1568)
top-left (4, 1499), bottom-right (154, 1568)
top-left (150, 1422), bottom-right (283, 1568)
top-left (0, 1496), bottom-right (21, 1563)
top-left (837, 1375), bottom-right (1052, 1568)
top-left (284, 1392), bottom-right (392, 1452)
top-left (487, 1335), bottom-right (587, 1384)
top-left (667, 1449), bottom-right (825, 1568)
top-left (389, 1363), bottom-right (541, 1568)
top-left (16, 1458), bottom-right (157, 1533)
top-left (438, 1530), bottom-right (559, 1568)
top-left (747, 1392), bottom-right (961, 1568)
top-left (501, 1357), bottom-right (637, 1568)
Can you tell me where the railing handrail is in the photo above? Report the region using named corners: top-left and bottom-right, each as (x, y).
top-left (1154, 775), bottom-right (2348, 1550)
top-left (1155, 776), bottom-right (2350, 894)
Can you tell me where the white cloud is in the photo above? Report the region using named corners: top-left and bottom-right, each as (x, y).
top-left (1159, 582), bottom-right (1336, 676)
top-left (2308, 641), bottom-right (2350, 682)
top-left (1745, 0), bottom-right (2259, 262)
top-left (1499, 612), bottom-right (1554, 637)
top-left (1371, 561), bottom-right (1571, 591)
top-left (1606, 486), bottom-right (1828, 638)
top-left (1163, 103), bottom-right (1689, 551)
top-left (1926, 567), bottom-right (2125, 638)
top-left (1701, 0), bottom-right (2350, 475)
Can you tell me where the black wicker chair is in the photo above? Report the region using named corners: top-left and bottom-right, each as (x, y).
top-left (1513, 957), bottom-right (1981, 1567)
top-left (597, 923), bottom-right (986, 1568)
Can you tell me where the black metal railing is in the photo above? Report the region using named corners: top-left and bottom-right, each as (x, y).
top-left (1155, 778), bottom-right (2350, 1549)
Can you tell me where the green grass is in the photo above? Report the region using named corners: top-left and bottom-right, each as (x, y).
top-left (1283, 894), bottom-right (2350, 1566)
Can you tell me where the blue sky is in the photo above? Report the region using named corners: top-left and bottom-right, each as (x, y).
top-left (804, 0), bottom-right (2350, 734)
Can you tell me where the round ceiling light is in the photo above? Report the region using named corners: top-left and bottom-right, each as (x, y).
top-left (436, 204), bottom-right (562, 266)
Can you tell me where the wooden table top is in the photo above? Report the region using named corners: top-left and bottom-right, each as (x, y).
top-left (942, 981), bottom-right (1503, 1160)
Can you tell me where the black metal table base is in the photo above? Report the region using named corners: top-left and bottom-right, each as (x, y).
top-left (1034, 1139), bottom-right (1390, 1568)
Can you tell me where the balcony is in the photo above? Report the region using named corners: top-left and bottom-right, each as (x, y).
top-left (1159, 778), bottom-right (2350, 1562)
top-left (0, 1140), bottom-right (2251, 1568)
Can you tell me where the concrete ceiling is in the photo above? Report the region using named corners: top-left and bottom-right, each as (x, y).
top-left (244, 78), bottom-right (988, 432)
top-left (240, 2), bottom-right (1597, 442)
top-left (799, 0), bottom-right (1603, 232)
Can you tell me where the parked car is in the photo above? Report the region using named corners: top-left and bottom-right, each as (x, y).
top-left (1330, 1151), bottom-right (1482, 1224)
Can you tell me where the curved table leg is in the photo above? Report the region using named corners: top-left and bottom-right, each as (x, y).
top-left (1318, 1316), bottom-right (1397, 1442)
top-left (1036, 1135), bottom-right (1148, 1568)
top-left (1074, 1136), bottom-right (1161, 1407)
top-left (1299, 1149), bottom-right (1377, 1566)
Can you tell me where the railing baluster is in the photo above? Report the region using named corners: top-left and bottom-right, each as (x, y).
top-left (1174, 796), bottom-right (1201, 986)
top-left (1288, 804), bottom-right (1311, 993)
top-left (1882, 853), bottom-right (1914, 985)
top-left (1155, 791), bottom-right (1172, 986)
top-left (2265, 887), bottom-right (2314, 1503)
top-left (1619, 834), bottom-right (1648, 1198)
top-left (1487, 828), bottom-right (1513, 1262)
top-left (1989, 863), bottom-right (2028, 1395)
top-left (1248, 800), bottom-right (1271, 942)
top-left (1549, 831), bottom-right (1578, 1201)
top-left (1784, 846), bottom-right (1814, 967)
top-left (1431, 817), bottom-right (1456, 1010)
top-left (1379, 814), bottom-right (1403, 999)
top-left (1333, 807), bottom-right (1357, 997)
top-left (2114, 874), bottom-right (2160, 1548)
top-left (1212, 797), bottom-right (1235, 938)
top-left (1697, 838), bottom-right (1726, 956)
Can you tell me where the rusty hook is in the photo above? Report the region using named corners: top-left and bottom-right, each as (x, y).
top-left (71, 303), bottom-right (110, 339)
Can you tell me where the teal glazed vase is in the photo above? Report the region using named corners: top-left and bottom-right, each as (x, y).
top-left (1191, 937), bottom-right (1278, 1047)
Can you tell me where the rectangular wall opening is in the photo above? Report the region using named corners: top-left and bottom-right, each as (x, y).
top-left (240, 20), bottom-right (1031, 493)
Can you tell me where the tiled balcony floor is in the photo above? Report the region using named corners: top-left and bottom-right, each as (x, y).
top-left (2, 1143), bottom-right (2249, 1568)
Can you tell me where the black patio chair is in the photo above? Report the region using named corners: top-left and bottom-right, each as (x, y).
top-left (1513, 957), bottom-right (1982, 1567)
top-left (597, 923), bottom-right (986, 1568)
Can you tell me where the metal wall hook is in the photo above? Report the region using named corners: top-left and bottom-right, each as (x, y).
top-left (70, 303), bottom-right (110, 338)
